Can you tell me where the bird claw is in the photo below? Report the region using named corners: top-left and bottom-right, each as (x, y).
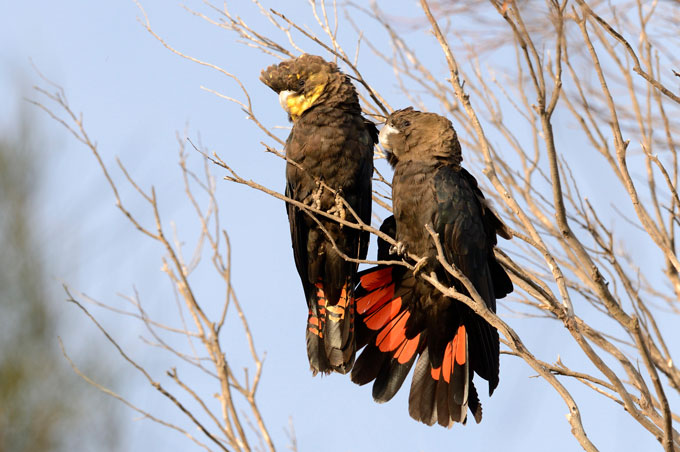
top-left (389, 241), bottom-right (407, 256)
top-left (311, 180), bottom-right (323, 210)
top-left (327, 191), bottom-right (346, 227)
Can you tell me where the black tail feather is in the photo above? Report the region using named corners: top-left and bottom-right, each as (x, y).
top-left (306, 281), bottom-right (355, 374)
top-left (409, 349), bottom-right (438, 426)
top-left (407, 326), bottom-right (475, 427)
top-left (372, 342), bottom-right (420, 403)
top-left (306, 298), bottom-right (331, 375)
top-left (351, 343), bottom-right (387, 386)
top-left (467, 380), bottom-right (483, 424)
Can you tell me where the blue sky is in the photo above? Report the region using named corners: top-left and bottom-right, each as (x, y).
top-left (0, 1), bottom-right (668, 451)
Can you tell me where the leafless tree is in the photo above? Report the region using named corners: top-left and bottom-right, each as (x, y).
top-left (31, 76), bottom-right (274, 451)
top-left (34, 1), bottom-right (680, 451)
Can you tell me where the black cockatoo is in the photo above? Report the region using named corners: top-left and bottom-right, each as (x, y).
top-left (260, 55), bottom-right (377, 374)
top-left (350, 108), bottom-right (513, 426)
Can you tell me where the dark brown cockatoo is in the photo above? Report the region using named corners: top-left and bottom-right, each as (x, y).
top-left (260, 54), bottom-right (377, 375)
top-left (350, 108), bottom-right (513, 426)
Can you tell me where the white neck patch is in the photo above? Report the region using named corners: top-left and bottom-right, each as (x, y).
top-left (378, 123), bottom-right (400, 150)
top-left (278, 90), bottom-right (295, 114)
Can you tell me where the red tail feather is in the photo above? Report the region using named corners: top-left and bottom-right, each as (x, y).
top-left (354, 267), bottom-right (478, 426)
top-left (358, 267), bottom-right (393, 291)
top-left (421, 325), bottom-right (472, 426)
top-left (430, 325), bottom-right (466, 384)
top-left (394, 332), bottom-right (421, 365)
top-left (351, 266), bottom-right (422, 402)
top-left (357, 272), bottom-right (420, 365)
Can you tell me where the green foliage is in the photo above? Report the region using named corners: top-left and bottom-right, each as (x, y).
top-left (0, 111), bottom-right (119, 452)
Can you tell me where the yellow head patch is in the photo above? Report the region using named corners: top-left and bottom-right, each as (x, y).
top-left (285, 82), bottom-right (326, 120)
